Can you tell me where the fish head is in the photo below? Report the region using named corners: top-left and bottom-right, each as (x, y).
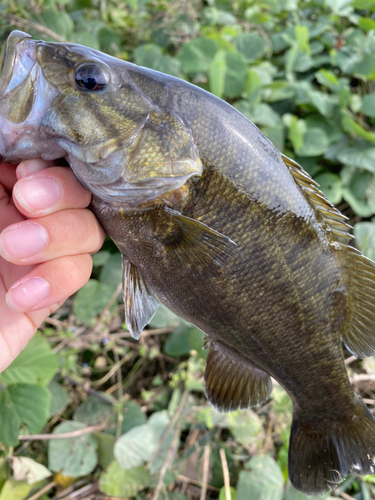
top-left (0, 31), bottom-right (202, 205)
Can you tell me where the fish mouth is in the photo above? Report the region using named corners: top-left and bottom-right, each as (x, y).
top-left (0, 31), bottom-right (61, 162)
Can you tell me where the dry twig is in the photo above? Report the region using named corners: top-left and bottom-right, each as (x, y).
top-left (200, 444), bottom-right (211, 500)
top-left (220, 448), bottom-right (231, 500)
top-left (27, 481), bottom-right (56, 500)
top-left (19, 422), bottom-right (105, 441)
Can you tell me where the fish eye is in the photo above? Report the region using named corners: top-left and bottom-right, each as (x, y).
top-left (75, 63), bottom-right (109, 91)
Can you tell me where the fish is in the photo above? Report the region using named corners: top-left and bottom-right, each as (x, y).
top-left (1, 29), bottom-right (375, 495)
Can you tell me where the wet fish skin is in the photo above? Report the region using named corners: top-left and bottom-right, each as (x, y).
top-left (1, 31), bottom-right (375, 495)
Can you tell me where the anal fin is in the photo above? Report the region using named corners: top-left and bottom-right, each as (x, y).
top-left (204, 341), bottom-right (272, 412)
top-left (122, 256), bottom-right (160, 340)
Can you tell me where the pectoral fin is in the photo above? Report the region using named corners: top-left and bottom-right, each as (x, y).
top-left (122, 256), bottom-right (160, 340)
top-left (155, 206), bottom-right (238, 270)
top-left (205, 342), bottom-right (272, 412)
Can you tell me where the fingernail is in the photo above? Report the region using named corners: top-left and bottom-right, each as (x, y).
top-left (6, 277), bottom-right (50, 311)
top-left (14, 177), bottom-right (61, 212)
top-left (18, 159), bottom-right (53, 178)
top-left (0, 223), bottom-right (48, 260)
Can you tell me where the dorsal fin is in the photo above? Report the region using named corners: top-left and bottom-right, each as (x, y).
top-left (282, 155), bottom-right (353, 245)
top-left (204, 341), bottom-right (272, 412)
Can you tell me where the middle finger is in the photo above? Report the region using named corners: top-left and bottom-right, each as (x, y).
top-left (0, 209), bottom-right (105, 265)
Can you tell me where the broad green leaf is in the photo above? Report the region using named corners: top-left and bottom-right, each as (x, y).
top-left (40, 10), bottom-right (74, 39)
top-left (262, 126), bottom-right (285, 151)
top-left (149, 304), bottom-right (180, 329)
top-left (163, 323), bottom-right (195, 356)
top-left (224, 52), bottom-right (248, 98)
top-left (342, 169), bottom-right (375, 217)
top-left (148, 411), bottom-right (179, 475)
top-left (99, 462), bottom-right (150, 497)
top-left (229, 410), bottom-right (262, 447)
top-left (296, 128), bottom-right (330, 157)
top-left (337, 143), bottom-right (375, 172)
top-left (47, 380), bottom-right (69, 417)
top-left (315, 69), bottom-right (340, 90)
top-left (314, 172), bottom-right (343, 204)
top-left (353, 222), bottom-right (375, 260)
top-left (351, 0), bottom-right (375, 7)
top-left (284, 481), bottom-right (331, 499)
top-left (245, 69), bottom-right (262, 104)
top-left (48, 421), bottom-right (98, 477)
top-left (12, 457), bottom-right (51, 485)
top-left (233, 33), bottom-right (266, 63)
top-left (220, 487), bottom-right (238, 500)
top-left (99, 252), bottom-right (123, 286)
top-left (358, 17), bottom-right (375, 31)
top-left (98, 27), bottom-right (121, 54)
top-left (114, 424), bottom-right (160, 468)
top-left (134, 44), bottom-right (180, 77)
top-left (209, 50), bottom-right (227, 98)
top-left (73, 279), bottom-right (117, 324)
top-left (342, 114), bottom-right (375, 143)
top-left (307, 91), bottom-right (338, 117)
top-left (74, 394), bottom-right (113, 425)
top-left (0, 458), bottom-right (10, 491)
top-left (0, 478), bottom-right (33, 500)
top-left (294, 25), bottom-right (310, 54)
top-left (283, 114), bottom-right (306, 151)
top-left (0, 385), bottom-right (50, 446)
top-left (119, 401), bottom-right (147, 435)
top-left (263, 81), bottom-right (294, 102)
top-left (1, 335), bottom-right (58, 386)
top-left (179, 38), bottom-right (218, 74)
top-left (92, 250), bottom-right (111, 267)
top-left (70, 32), bottom-right (99, 50)
top-left (237, 456), bottom-right (284, 500)
top-left (95, 432), bottom-right (115, 470)
top-left (362, 94), bottom-right (375, 118)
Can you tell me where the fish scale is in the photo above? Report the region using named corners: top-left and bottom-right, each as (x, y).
top-left (1, 30), bottom-right (375, 494)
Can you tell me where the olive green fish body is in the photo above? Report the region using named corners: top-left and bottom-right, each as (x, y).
top-left (1, 31), bottom-right (375, 494)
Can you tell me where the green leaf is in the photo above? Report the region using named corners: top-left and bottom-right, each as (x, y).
top-left (114, 424), bottom-right (159, 469)
top-left (0, 478), bottom-right (33, 500)
top-left (0, 335), bottom-right (58, 386)
top-left (48, 421), bottom-right (98, 477)
top-left (0, 384), bottom-right (50, 446)
top-left (358, 17), bottom-right (375, 31)
top-left (337, 143), bottom-right (375, 172)
top-left (229, 410), bottom-right (262, 447)
top-left (149, 304), bottom-right (180, 329)
top-left (342, 114), bottom-right (375, 143)
top-left (74, 394), bottom-right (113, 426)
top-left (40, 10), bottom-right (74, 39)
top-left (12, 457), bottom-right (51, 485)
top-left (283, 114), bottom-right (306, 151)
top-left (224, 52), bottom-right (248, 98)
top-left (351, 0), bottom-right (375, 7)
top-left (296, 128), bottom-right (330, 157)
top-left (245, 69), bottom-right (262, 104)
top-left (99, 462), bottom-right (150, 497)
top-left (315, 69), bottom-right (340, 91)
top-left (342, 169), bottom-right (375, 217)
top-left (362, 94), bottom-right (375, 118)
top-left (233, 33), bottom-right (266, 63)
top-left (179, 38), bottom-right (218, 74)
top-left (95, 432), bottom-right (115, 470)
top-left (353, 222), bottom-right (375, 260)
top-left (47, 381), bottom-right (68, 417)
top-left (237, 456), bottom-right (284, 500)
top-left (307, 91), bottom-right (338, 117)
top-left (220, 487), bottom-right (238, 500)
top-left (73, 279), bottom-right (117, 323)
top-left (314, 172), bottom-right (343, 204)
top-left (99, 252), bottom-right (123, 286)
top-left (263, 81), bottom-right (294, 102)
top-left (0, 458), bottom-right (10, 491)
top-left (284, 481), bottom-right (331, 499)
top-left (163, 323), bottom-right (195, 356)
top-left (209, 50), bottom-right (227, 98)
top-left (295, 25), bottom-right (310, 54)
top-left (70, 32), bottom-right (99, 50)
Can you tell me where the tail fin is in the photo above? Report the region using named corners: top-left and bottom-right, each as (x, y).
top-left (288, 396), bottom-right (375, 495)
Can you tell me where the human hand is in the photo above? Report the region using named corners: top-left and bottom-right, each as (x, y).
top-left (0, 159), bottom-right (106, 372)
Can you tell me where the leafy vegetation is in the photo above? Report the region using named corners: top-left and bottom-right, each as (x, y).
top-left (1, 0), bottom-right (375, 498)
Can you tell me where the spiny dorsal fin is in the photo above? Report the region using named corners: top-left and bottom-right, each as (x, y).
top-left (282, 155), bottom-right (353, 245)
top-left (204, 341), bottom-right (272, 412)
top-left (122, 256), bottom-right (160, 340)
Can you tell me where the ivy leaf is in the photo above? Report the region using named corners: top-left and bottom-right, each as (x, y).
top-left (233, 33), bottom-right (266, 63)
top-left (237, 455), bottom-right (284, 500)
top-left (178, 38), bottom-right (217, 74)
top-left (0, 335), bottom-right (58, 386)
top-left (114, 424), bottom-right (160, 469)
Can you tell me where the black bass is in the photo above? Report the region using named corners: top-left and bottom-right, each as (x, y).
top-left (1, 30), bottom-right (375, 495)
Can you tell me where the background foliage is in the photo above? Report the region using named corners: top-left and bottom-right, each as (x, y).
top-left (1, 0), bottom-right (375, 498)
